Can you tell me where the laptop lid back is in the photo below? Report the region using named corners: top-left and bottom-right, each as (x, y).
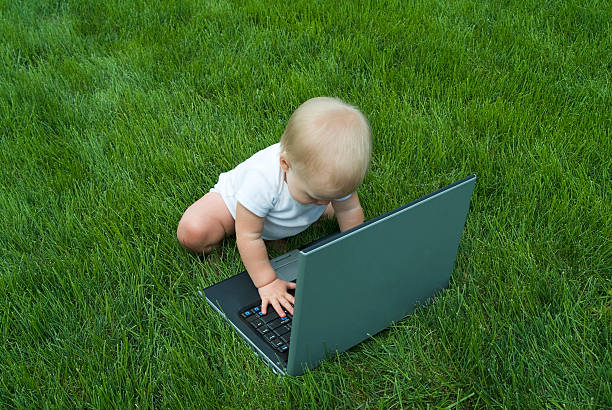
top-left (286, 175), bottom-right (476, 376)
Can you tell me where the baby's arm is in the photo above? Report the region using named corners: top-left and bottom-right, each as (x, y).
top-left (332, 192), bottom-right (365, 231)
top-left (235, 202), bottom-right (296, 317)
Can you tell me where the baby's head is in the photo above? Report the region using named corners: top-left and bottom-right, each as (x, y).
top-left (280, 97), bottom-right (371, 205)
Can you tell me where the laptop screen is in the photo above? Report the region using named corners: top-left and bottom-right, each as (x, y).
top-left (299, 174), bottom-right (476, 254)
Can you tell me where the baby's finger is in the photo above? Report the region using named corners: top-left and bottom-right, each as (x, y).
top-left (287, 281), bottom-right (297, 289)
top-left (271, 300), bottom-right (285, 318)
top-left (260, 298), bottom-right (269, 315)
top-left (285, 293), bottom-right (295, 306)
top-left (280, 297), bottom-right (294, 315)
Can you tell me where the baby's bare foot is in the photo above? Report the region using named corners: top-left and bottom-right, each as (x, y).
top-left (322, 203), bottom-right (335, 219)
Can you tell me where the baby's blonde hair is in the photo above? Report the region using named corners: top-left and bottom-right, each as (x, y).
top-left (280, 97), bottom-right (371, 196)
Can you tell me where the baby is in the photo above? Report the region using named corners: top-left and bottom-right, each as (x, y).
top-left (177, 97), bottom-right (372, 317)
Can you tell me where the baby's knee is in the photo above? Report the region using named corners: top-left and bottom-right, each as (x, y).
top-left (177, 215), bottom-right (224, 253)
top-left (176, 217), bottom-right (195, 248)
top-left (177, 216), bottom-right (207, 250)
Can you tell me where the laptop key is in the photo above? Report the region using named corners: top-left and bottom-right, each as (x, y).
top-left (250, 319), bottom-right (264, 329)
top-left (275, 324), bottom-right (291, 336)
top-left (240, 304), bottom-right (292, 351)
top-left (268, 318), bottom-right (288, 329)
top-left (260, 310), bottom-right (280, 322)
top-left (245, 314), bottom-right (259, 323)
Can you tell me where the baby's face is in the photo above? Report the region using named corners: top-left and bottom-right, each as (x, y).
top-left (284, 166), bottom-right (344, 206)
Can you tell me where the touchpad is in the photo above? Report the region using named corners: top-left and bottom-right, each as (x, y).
top-left (275, 262), bottom-right (298, 282)
top-left (270, 250), bottom-right (300, 282)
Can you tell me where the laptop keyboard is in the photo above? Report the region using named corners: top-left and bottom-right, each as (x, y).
top-left (240, 305), bottom-right (292, 354)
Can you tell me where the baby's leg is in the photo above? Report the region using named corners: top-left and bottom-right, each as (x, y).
top-left (177, 192), bottom-right (235, 254)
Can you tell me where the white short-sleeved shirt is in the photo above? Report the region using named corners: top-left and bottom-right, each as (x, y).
top-left (211, 143), bottom-right (349, 240)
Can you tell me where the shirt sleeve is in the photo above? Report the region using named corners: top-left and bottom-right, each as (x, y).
top-left (235, 170), bottom-right (276, 218)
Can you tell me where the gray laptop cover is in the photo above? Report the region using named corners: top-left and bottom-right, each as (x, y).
top-left (205, 175), bottom-right (476, 376)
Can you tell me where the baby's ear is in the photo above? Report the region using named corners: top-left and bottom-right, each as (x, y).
top-left (279, 154), bottom-right (290, 172)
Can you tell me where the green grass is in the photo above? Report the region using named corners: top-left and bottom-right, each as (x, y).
top-left (1, 0), bottom-right (610, 407)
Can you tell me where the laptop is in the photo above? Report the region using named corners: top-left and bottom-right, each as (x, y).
top-left (203, 174), bottom-right (476, 376)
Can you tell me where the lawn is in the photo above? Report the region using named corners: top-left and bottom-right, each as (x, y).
top-left (1, 0), bottom-right (610, 407)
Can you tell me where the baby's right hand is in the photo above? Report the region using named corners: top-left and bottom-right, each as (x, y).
top-left (258, 278), bottom-right (296, 317)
